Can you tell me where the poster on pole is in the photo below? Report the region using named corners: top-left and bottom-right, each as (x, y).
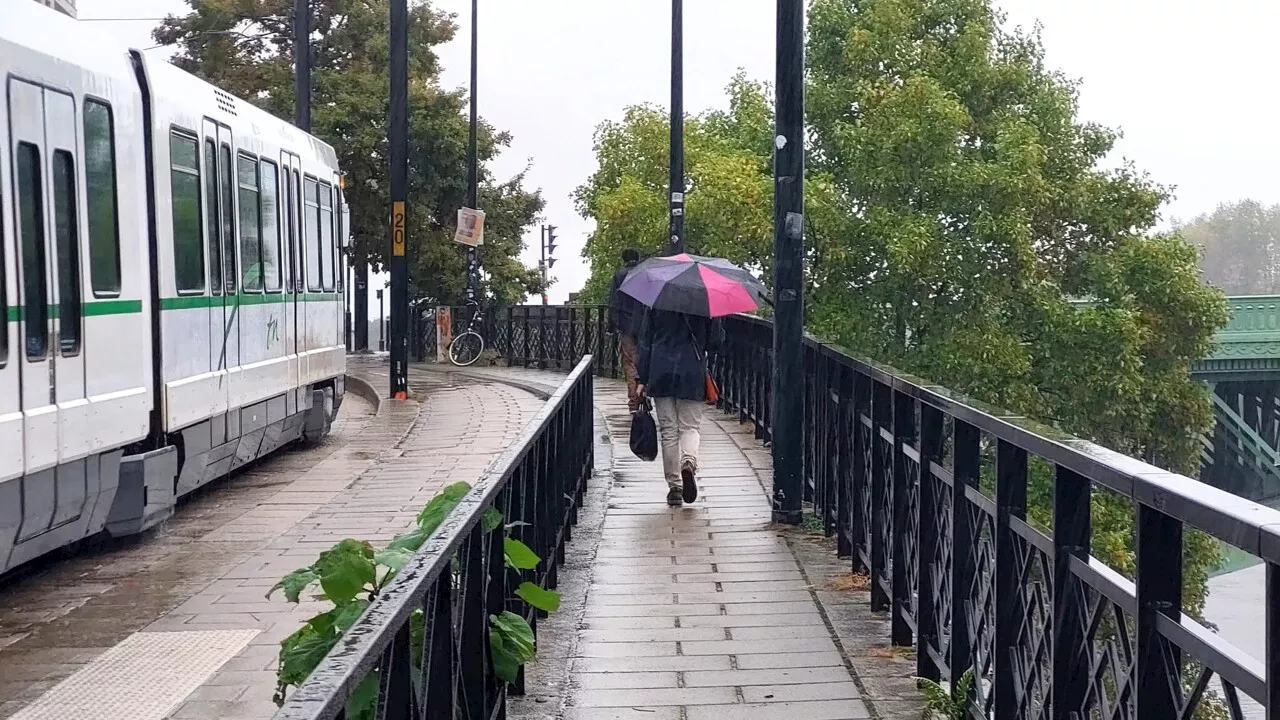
top-left (454, 207), bottom-right (485, 247)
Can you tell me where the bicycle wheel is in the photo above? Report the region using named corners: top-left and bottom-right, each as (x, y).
top-left (449, 331), bottom-right (485, 367)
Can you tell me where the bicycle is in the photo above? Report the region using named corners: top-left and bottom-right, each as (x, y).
top-left (448, 302), bottom-right (486, 367)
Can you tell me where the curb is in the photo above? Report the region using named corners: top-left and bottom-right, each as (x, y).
top-left (415, 365), bottom-right (560, 401)
top-left (343, 372), bottom-right (383, 414)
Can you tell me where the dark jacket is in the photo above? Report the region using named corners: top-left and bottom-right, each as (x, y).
top-left (608, 261), bottom-right (643, 337)
top-left (637, 310), bottom-right (724, 401)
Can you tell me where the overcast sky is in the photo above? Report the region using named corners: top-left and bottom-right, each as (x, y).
top-left (79, 0), bottom-right (1280, 309)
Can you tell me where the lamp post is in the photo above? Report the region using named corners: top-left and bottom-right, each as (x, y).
top-left (465, 0), bottom-right (481, 302)
top-left (388, 0), bottom-right (409, 397)
top-left (771, 0), bottom-right (805, 524)
top-left (293, 0), bottom-right (310, 131)
top-left (668, 0), bottom-right (685, 254)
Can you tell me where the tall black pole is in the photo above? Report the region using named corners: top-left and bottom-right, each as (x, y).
top-left (771, 0), bottom-right (805, 524)
top-left (354, 260), bottom-right (368, 350)
top-left (668, 0), bottom-right (685, 254)
top-left (388, 0), bottom-right (409, 397)
top-left (293, 0), bottom-right (310, 130)
top-left (465, 0), bottom-right (480, 303)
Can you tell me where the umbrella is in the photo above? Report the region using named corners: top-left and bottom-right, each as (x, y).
top-left (619, 253), bottom-right (769, 318)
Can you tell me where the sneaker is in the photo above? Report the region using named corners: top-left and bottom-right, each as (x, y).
top-left (667, 487), bottom-right (684, 507)
top-left (681, 462), bottom-right (698, 504)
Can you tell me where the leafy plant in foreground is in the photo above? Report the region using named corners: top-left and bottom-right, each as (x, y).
top-left (267, 482), bottom-right (561, 717)
top-left (916, 669), bottom-right (974, 720)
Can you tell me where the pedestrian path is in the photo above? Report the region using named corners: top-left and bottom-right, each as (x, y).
top-left (0, 364), bottom-right (545, 720)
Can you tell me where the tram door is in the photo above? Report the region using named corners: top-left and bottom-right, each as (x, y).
top-left (203, 120), bottom-right (237, 414)
top-left (8, 79), bottom-right (88, 535)
top-left (281, 152), bottom-right (303, 387)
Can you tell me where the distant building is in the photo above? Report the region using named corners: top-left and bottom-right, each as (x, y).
top-left (34, 0), bottom-right (76, 18)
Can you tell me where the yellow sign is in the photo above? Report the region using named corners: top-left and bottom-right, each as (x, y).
top-left (392, 202), bottom-right (406, 256)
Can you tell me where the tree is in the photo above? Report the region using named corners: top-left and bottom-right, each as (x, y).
top-left (1177, 200), bottom-right (1280, 294)
top-left (153, 0), bottom-right (544, 305)
top-left (576, 0), bottom-right (1229, 629)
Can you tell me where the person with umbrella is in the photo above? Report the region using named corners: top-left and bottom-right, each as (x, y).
top-left (626, 254), bottom-right (769, 507)
top-left (608, 248), bottom-right (644, 412)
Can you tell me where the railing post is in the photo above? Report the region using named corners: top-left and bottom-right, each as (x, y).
top-left (994, 439), bottom-right (1028, 718)
top-left (870, 380), bottom-right (892, 612)
top-left (569, 306), bottom-right (578, 366)
top-left (1052, 467), bottom-right (1090, 720)
top-left (1267, 560), bottom-right (1280, 719)
top-left (1134, 503), bottom-right (1182, 718)
top-left (458, 527), bottom-right (488, 720)
top-left (916, 401), bottom-right (944, 680)
top-left (836, 363), bottom-right (853, 558)
top-left (950, 419), bottom-right (978, 688)
top-left (423, 573), bottom-right (454, 719)
top-left (851, 370), bottom-right (872, 574)
top-left (891, 389), bottom-right (916, 646)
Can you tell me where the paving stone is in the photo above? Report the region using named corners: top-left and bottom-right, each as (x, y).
top-left (685, 700), bottom-right (871, 720)
top-left (728, 623), bottom-right (833, 640)
top-left (679, 638), bottom-right (839, 656)
top-left (578, 627), bottom-right (727, 643)
top-left (574, 687), bottom-right (739, 707)
top-left (576, 641), bottom-right (678, 658)
top-left (574, 672), bottom-right (679, 690)
top-left (682, 667), bottom-right (854, 687)
top-left (562, 708), bottom-right (681, 720)
top-left (734, 652), bottom-right (847, 670)
top-left (741, 682), bottom-right (862, 703)
top-left (571, 656), bottom-right (733, 673)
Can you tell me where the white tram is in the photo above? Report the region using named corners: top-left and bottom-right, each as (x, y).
top-left (0, 0), bottom-right (348, 572)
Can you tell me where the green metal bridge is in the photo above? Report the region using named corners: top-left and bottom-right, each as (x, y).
top-left (1195, 295), bottom-right (1280, 501)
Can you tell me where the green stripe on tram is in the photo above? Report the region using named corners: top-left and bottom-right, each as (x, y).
top-left (5, 299), bottom-right (144, 321)
top-left (2, 293), bottom-right (337, 320)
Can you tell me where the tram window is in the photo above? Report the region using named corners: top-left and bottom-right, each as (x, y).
top-left (319, 182), bottom-right (334, 292)
top-left (53, 150), bottom-right (81, 355)
top-left (203, 139), bottom-right (220, 295)
top-left (237, 154), bottom-right (261, 292)
top-left (219, 144), bottom-right (236, 294)
top-left (171, 132), bottom-right (204, 293)
top-left (304, 177), bottom-right (320, 292)
top-left (0, 191), bottom-right (6, 365)
top-left (260, 160), bottom-right (282, 292)
top-left (17, 143), bottom-right (47, 359)
top-left (83, 100), bottom-right (120, 296)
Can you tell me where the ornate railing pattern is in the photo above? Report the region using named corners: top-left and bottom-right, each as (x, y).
top-left (714, 313), bottom-right (1280, 720)
top-left (272, 357), bottom-right (595, 720)
top-left (490, 305), bottom-right (621, 378)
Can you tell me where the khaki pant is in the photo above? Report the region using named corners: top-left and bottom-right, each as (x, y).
top-left (654, 397), bottom-right (705, 490)
top-left (619, 334), bottom-right (640, 412)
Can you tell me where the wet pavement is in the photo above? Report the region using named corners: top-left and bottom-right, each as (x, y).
top-left (0, 360), bottom-right (926, 720)
top-left (0, 362), bottom-right (545, 720)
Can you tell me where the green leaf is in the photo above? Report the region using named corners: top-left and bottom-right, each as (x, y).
top-left (482, 507), bottom-right (504, 533)
top-left (268, 568), bottom-right (319, 603)
top-left (489, 628), bottom-right (521, 683)
top-left (491, 611), bottom-right (536, 660)
top-left (346, 673), bottom-right (380, 720)
top-left (278, 623), bottom-right (339, 687)
top-left (417, 482), bottom-right (472, 534)
top-left (515, 582), bottom-right (561, 613)
top-left (503, 538), bottom-right (540, 570)
top-left (385, 525), bottom-right (430, 554)
top-left (314, 539), bottom-right (377, 605)
top-left (375, 547), bottom-right (415, 572)
top-left (333, 599), bottom-right (371, 633)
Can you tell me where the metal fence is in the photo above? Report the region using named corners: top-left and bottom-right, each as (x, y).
top-left (715, 313), bottom-right (1280, 719)
top-left (273, 357), bottom-right (596, 720)
top-left (490, 305), bottom-right (621, 378)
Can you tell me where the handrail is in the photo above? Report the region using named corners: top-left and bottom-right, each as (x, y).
top-left (272, 356), bottom-right (596, 720)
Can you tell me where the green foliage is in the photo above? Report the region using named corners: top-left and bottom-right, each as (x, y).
top-left (1178, 199), bottom-right (1280, 295)
top-left (916, 669), bottom-right (974, 720)
top-left (575, 0), bottom-right (1229, 660)
top-left (269, 483), bottom-right (561, 711)
top-left (153, 0), bottom-right (545, 305)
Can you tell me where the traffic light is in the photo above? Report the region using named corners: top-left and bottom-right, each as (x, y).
top-left (545, 225), bottom-right (558, 268)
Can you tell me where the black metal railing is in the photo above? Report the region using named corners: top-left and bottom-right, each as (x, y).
top-left (715, 313), bottom-right (1280, 719)
top-left (490, 305), bottom-right (621, 378)
top-left (272, 356), bottom-right (595, 720)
